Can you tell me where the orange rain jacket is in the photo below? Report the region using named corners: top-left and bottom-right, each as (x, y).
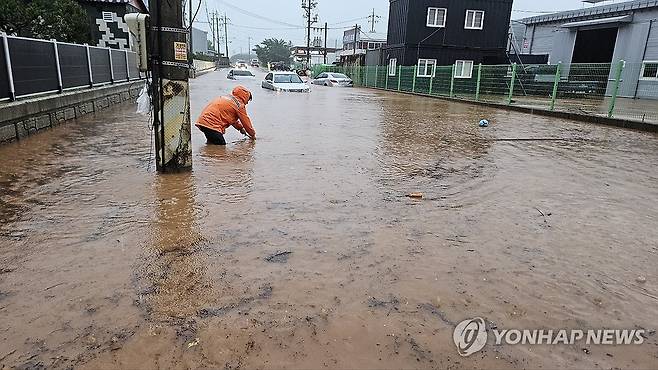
top-left (196, 86), bottom-right (256, 139)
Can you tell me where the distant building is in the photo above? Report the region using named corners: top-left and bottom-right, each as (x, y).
top-left (191, 27), bottom-right (209, 55)
top-left (514, 0), bottom-right (658, 99)
top-left (77, 0), bottom-right (148, 50)
top-left (382, 0), bottom-right (513, 76)
top-left (339, 26), bottom-right (387, 66)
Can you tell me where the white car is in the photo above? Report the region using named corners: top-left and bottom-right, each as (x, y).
top-left (236, 61), bottom-right (248, 69)
top-left (312, 72), bottom-right (354, 87)
top-left (227, 69), bottom-right (255, 80)
top-left (262, 72), bottom-right (310, 93)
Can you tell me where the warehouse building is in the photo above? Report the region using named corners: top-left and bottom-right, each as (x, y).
top-left (516, 0), bottom-right (658, 99)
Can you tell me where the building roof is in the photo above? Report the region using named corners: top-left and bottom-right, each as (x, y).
top-left (360, 32), bottom-right (387, 42)
top-left (521, 0), bottom-right (658, 25)
top-left (78, 0), bottom-right (148, 12)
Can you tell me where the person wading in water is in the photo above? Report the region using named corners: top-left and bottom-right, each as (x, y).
top-left (195, 86), bottom-right (256, 145)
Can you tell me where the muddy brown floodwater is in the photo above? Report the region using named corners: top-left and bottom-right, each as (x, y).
top-left (1, 70), bottom-right (657, 369)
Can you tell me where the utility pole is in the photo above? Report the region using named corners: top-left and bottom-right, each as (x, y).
top-left (148, 0), bottom-right (193, 172)
top-left (353, 24), bottom-right (359, 55)
top-left (188, 0), bottom-right (194, 77)
top-left (215, 11), bottom-right (221, 57)
top-left (301, 0), bottom-right (318, 68)
top-left (323, 22), bottom-right (328, 64)
top-left (210, 13), bottom-right (216, 56)
top-left (222, 13), bottom-right (230, 58)
top-left (367, 8), bottom-right (381, 33)
top-left (248, 36), bottom-right (251, 59)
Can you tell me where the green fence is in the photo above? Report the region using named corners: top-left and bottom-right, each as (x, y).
top-left (313, 62), bottom-right (658, 125)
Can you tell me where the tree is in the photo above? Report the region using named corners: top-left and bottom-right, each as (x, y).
top-left (0, 0), bottom-right (90, 44)
top-left (254, 38), bottom-right (293, 65)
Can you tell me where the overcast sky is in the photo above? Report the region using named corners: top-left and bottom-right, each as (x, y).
top-left (193, 0), bottom-right (629, 56)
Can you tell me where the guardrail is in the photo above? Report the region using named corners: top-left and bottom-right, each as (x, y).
top-left (0, 33), bottom-right (141, 102)
top-left (193, 60), bottom-right (216, 73)
top-left (315, 61), bottom-right (658, 125)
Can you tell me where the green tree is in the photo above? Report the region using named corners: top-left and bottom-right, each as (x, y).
top-left (254, 38), bottom-right (292, 65)
top-left (0, 0), bottom-right (90, 44)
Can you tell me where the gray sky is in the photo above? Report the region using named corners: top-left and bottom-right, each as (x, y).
top-left (193, 0), bottom-right (630, 56)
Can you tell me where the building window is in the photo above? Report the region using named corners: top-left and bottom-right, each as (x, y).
top-left (640, 61), bottom-right (658, 80)
top-left (417, 59), bottom-right (437, 77)
top-left (388, 58), bottom-right (397, 76)
top-left (454, 60), bottom-right (474, 79)
top-left (427, 8), bottom-right (447, 28)
top-left (465, 10), bottom-right (485, 30)
top-left (102, 12), bottom-right (114, 22)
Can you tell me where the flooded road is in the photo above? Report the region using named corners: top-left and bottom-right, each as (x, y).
top-left (1, 70), bottom-right (657, 369)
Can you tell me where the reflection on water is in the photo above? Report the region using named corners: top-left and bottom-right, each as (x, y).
top-left (195, 140), bottom-right (255, 204)
top-left (136, 172), bottom-right (211, 320)
top-left (374, 94), bottom-right (493, 200)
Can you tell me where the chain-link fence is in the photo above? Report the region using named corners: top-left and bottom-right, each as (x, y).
top-left (314, 61), bottom-right (658, 125)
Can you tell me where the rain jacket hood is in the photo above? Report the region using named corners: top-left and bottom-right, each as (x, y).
top-left (232, 86), bottom-right (252, 105)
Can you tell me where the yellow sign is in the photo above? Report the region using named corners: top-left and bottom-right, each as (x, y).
top-left (174, 42), bottom-right (187, 61)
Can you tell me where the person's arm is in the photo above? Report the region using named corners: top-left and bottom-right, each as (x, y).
top-left (237, 107), bottom-right (256, 139)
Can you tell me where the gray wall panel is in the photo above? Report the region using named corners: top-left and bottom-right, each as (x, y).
top-left (643, 20), bottom-right (658, 60)
top-left (9, 38), bottom-right (58, 96)
top-left (58, 43), bottom-right (91, 89)
top-left (548, 30), bottom-right (576, 64)
top-left (111, 49), bottom-right (128, 81)
top-left (0, 42), bottom-right (9, 99)
top-left (90, 48), bottom-right (112, 84)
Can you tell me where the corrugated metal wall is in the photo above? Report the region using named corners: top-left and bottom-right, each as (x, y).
top-left (386, 0), bottom-right (409, 46)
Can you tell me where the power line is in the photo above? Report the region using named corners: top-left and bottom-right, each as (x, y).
top-left (328, 16), bottom-right (369, 26)
top-left (229, 23), bottom-right (305, 30)
top-left (217, 0), bottom-right (301, 28)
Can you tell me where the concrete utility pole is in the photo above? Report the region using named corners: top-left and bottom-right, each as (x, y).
top-left (323, 22), bottom-right (328, 64)
top-left (188, 0), bottom-right (194, 74)
top-left (248, 36), bottom-right (251, 59)
top-left (301, 0), bottom-right (318, 67)
top-left (222, 13), bottom-right (230, 58)
top-left (215, 11), bottom-right (221, 56)
top-left (367, 8), bottom-right (381, 33)
top-left (148, 0), bottom-right (193, 172)
top-left (210, 13), bottom-right (215, 55)
top-left (353, 24), bottom-right (359, 55)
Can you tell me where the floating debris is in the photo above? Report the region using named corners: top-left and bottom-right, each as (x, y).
top-left (265, 251), bottom-right (293, 263)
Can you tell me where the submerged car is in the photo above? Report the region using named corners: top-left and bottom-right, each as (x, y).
top-left (312, 72), bottom-right (354, 87)
top-left (262, 72), bottom-right (310, 93)
top-left (235, 61), bottom-right (248, 69)
top-left (227, 69), bottom-right (255, 80)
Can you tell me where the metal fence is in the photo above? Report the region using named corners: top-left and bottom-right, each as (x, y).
top-left (314, 61), bottom-right (658, 125)
top-left (0, 34), bottom-right (141, 101)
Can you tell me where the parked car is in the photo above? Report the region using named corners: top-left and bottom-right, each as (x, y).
top-left (271, 62), bottom-right (290, 71)
top-left (312, 72), bottom-right (354, 87)
top-left (262, 72), bottom-right (310, 93)
top-left (227, 69), bottom-right (256, 80)
top-left (250, 59), bottom-right (260, 67)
